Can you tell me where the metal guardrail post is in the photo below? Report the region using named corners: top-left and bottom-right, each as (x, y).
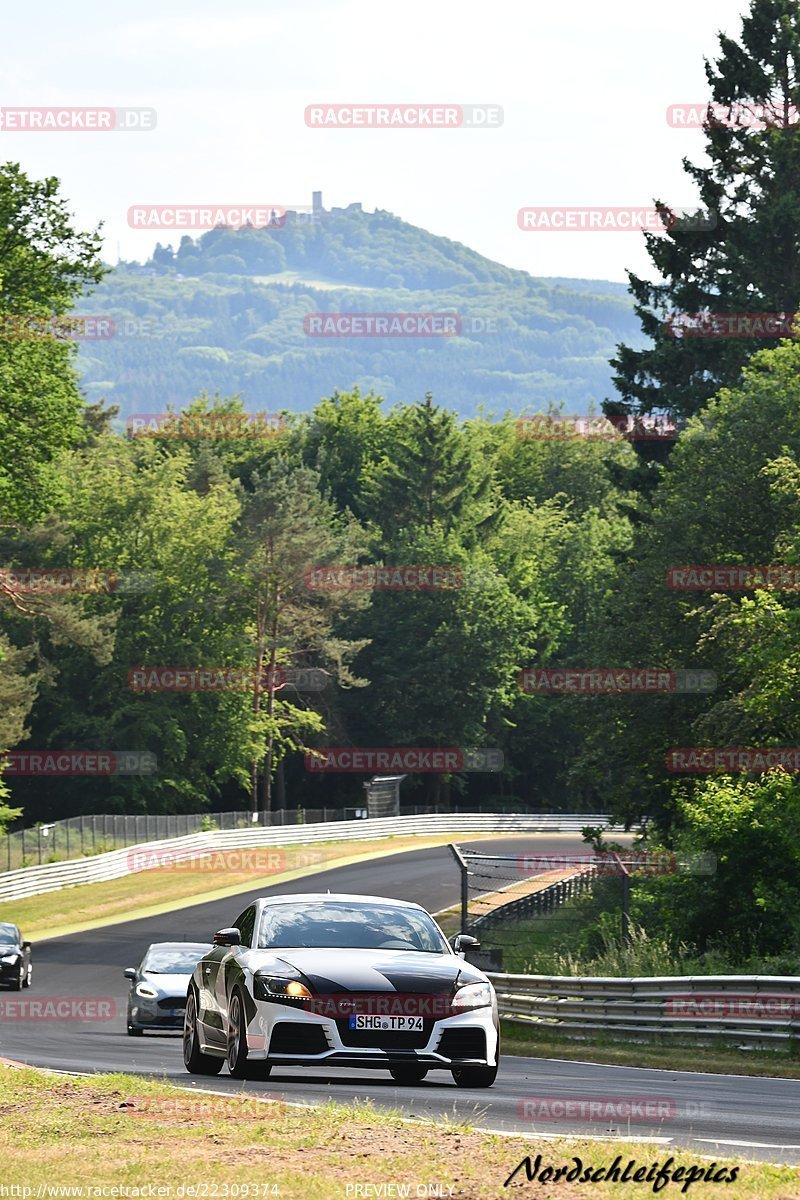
top-left (448, 843), bottom-right (470, 932)
top-left (611, 851), bottom-right (631, 948)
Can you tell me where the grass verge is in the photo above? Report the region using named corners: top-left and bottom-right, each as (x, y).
top-left (501, 1020), bottom-right (800, 1080)
top-left (1, 1064), bottom-right (796, 1199)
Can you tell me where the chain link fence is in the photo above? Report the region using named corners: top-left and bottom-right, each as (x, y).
top-left (450, 845), bottom-right (633, 974)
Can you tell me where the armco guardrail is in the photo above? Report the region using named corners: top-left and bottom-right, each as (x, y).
top-left (490, 972), bottom-right (800, 1044)
top-left (0, 813), bottom-right (621, 903)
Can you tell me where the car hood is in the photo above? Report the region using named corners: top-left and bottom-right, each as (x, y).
top-left (140, 972), bottom-right (193, 996)
top-left (246, 947), bottom-right (488, 993)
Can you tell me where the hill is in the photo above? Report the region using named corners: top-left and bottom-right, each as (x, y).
top-left (76, 197), bottom-right (645, 420)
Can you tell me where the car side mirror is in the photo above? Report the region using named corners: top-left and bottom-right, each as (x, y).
top-left (123, 967), bottom-right (137, 980)
top-left (453, 934), bottom-right (480, 956)
top-left (213, 927), bottom-right (241, 947)
top-left (22, 941), bottom-right (31, 950)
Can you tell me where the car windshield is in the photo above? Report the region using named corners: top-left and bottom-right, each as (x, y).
top-left (0, 923), bottom-right (18, 944)
top-left (142, 948), bottom-right (206, 973)
top-left (258, 902), bottom-right (446, 952)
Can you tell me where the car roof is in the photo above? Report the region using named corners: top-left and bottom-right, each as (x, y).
top-left (255, 893), bottom-right (426, 911)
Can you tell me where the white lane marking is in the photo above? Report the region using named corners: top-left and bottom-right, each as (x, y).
top-left (506, 1052), bottom-right (798, 1084)
top-left (473, 1128), bottom-right (672, 1144)
top-left (694, 1138), bottom-right (800, 1150)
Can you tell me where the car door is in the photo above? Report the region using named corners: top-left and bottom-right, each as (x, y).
top-left (215, 905), bottom-right (256, 1020)
top-left (199, 906), bottom-right (255, 1047)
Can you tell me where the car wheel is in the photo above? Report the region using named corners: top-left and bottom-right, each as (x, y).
top-left (451, 1063), bottom-right (498, 1088)
top-left (22, 962), bottom-right (32, 988)
top-left (227, 989), bottom-right (250, 1078)
top-left (389, 1065), bottom-right (428, 1085)
top-left (183, 988), bottom-right (223, 1075)
top-left (8, 965), bottom-right (23, 991)
top-left (226, 988), bottom-right (271, 1079)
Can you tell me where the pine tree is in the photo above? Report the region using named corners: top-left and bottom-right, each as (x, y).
top-left (366, 392), bottom-right (496, 541)
top-left (610, 0), bottom-right (800, 427)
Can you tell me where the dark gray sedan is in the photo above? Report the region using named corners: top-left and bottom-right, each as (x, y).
top-left (0, 922), bottom-right (32, 990)
top-left (124, 941), bottom-right (211, 1035)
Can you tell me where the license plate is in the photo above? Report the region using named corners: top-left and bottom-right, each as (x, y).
top-left (348, 1015), bottom-right (423, 1031)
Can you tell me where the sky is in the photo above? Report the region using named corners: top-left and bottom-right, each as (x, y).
top-left (1, 0), bottom-right (749, 283)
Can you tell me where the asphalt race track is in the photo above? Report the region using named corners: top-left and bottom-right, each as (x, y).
top-left (1, 836), bottom-right (798, 1165)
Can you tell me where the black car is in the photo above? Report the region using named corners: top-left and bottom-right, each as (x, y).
top-left (124, 941), bottom-right (212, 1035)
top-left (0, 922), bottom-right (32, 990)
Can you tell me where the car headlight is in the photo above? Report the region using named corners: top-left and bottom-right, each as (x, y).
top-left (451, 981), bottom-right (493, 1011)
top-left (253, 973), bottom-right (313, 1003)
top-left (135, 983), bottom-right (159, 999)
top-left (0, 954), bottom-right (18, 964)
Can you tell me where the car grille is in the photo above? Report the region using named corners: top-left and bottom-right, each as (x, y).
top-left (336, 1018), bottom-right (434, 1050)
top-left (436, 1027), bottom-right (487, 1060)
top-left (157, 998), bottom-right (186, 1011)
top-left (269, 1022), bottom-right (330, 1055)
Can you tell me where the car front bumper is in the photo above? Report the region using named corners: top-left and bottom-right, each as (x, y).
top-left (245, 1001), bottom-right (499, 1069)
top-left (129, 999), bottom-right (186, 1030)
top-left (0, 958), bottom-right (23, 985)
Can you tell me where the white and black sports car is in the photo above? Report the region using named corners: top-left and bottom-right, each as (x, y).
top-left (183, 893), bottom-right (499, 1087)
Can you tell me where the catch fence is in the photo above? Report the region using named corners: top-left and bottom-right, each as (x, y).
top-left (450, 845), bottom-right (714, 973)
